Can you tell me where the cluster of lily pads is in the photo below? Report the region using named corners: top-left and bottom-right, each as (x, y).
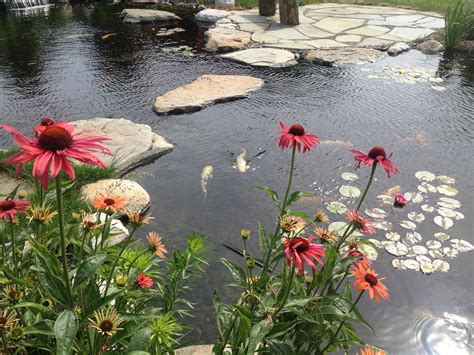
top-left (324, 170), bottom-right (472, 275)
top-left (362, 65), bottom-right (446, 92)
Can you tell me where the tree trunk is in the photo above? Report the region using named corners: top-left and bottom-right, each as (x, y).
top-left (259, 0), bottom-right (276, 17)
top-left (279, 0), bottom-right (299, 25)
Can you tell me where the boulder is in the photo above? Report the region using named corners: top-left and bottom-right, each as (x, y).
top-left (305, 48), bottom-right (385, 65)
top-left (387, 42), bottom-right (410, 56)
top-left (153, 75), bottom-right (264, 115)
top-left (0, 171), bottom-right (33, 197)
top-left (81, 179), bottom-right (150, 215)
top-left (120, 9), bottom-right (181, 24)
top-left (416, 39), bottom-right (445, 54)
top-left (195, 9), bottom-right (230, 23)
top-left (73, 118), bottom-right (173, 175)
top-left (215, 18), bottom-right (237, 30)
top-left (204, 27), bottom-right (251, 52)
top-left (175, 345), bottom-right (213, 355)
top-left (220, 48), bottom-right (297, 67)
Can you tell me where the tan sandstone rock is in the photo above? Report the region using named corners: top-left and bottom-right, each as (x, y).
top-left (205, 27), bottom-right (251, 52)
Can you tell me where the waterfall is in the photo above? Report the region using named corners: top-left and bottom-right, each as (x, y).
top-left (6, 0), bottom-right (51, 10)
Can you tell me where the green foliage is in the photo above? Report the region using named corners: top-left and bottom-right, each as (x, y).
top-left (444, 0), bottom-right (474, 49)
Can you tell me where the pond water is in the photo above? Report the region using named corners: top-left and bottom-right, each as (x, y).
top-left (0, 4), bottom-right (473, 353)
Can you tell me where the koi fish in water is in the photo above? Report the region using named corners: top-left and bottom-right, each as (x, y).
top-left (232, 149), bottom-right (250, 173)
top-left (200, 165), bottom-right (214, 197)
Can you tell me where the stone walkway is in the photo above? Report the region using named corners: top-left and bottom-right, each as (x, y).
top-left (228, 3), bottom-right (444, 50)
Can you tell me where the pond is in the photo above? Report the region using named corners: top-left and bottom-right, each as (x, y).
top-left (0, 4), bottom-right (473, 353)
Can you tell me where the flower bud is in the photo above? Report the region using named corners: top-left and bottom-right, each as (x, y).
top-left (115, 274), bottom-right (129, 287)
top-left (17, 190), bottom-right (27, 200)
top-left (393, 193), bottom-right (407, 208)
top-left (246, 257), bottom-right (255, 269)
top-left (240, 229), bottom-right (250, 240)
top-left (71, 212), bottom-right (81, 223)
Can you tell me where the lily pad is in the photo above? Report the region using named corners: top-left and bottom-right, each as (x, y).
top-left (400, 220), bottom-right (417, 230)
top-left (392, 258), bottom-right (405, 270)
top-left (328, 222), bottom-right (349, 236)
top-left (438, 197), bottom-right (461, 209)
top-left (453, 240), bottom-right (474, 252)
top-left (386, 232), bottom-right (400, 241)
top-left (412, 245), bottom-right (428, 255)
top-left (377, 194), bottom-right (394, 205)
top-left (408, 212), bottom-right (425, 223)
top-left (385, 241), bottom-right (409, 257)
top-left (436, 175), bottom-right (455, 184)
top-left (402, 259), bottom-right (420, 270)
top-left (417, 185), bottom-right (428, 193)
top-left (437, 208), bottom-right (457, 218)
top-left (339, 185), bottom-right (361, 198)
top-left (434, 216), bottom-right (454, 230)
top-left (421, 204), bottom-right (435, 213)
top-left (454, 211), bottom-right (465, 221)
top-left (404, 232), bottom-right (422, 245)
top-left (373, 220), bottom-right (393, 231)
top-left (434, 232), bottom-right (450, 241)
top-left (419, 182), bottom-right (437, 193)
top-left (429, 249), bottom-right (444, 259)
top-left (341, 172), bottom-right (359, 181)
top-left (405, 192), bottom-right (424, 204)
top-left (437, 185), bottom-right (459, 197)
top-left (326, 201), bottom-right (347, 215)
top-left (443, 247), bottom-right (458, 259)
top-left (368, 239), bottom-right (383, 249)
top-left (359, 243), bottom-right (378, 260)
top-left (365, 208), bottom-right (387, 219)
top-left (426, 240), bottom-right (442, 250)
top-left (432, 259), bottom-right (450, 272)
top-left (415, 171), bottom-right (436, 181)
top-left (416, 255), bottom-right (431, 264)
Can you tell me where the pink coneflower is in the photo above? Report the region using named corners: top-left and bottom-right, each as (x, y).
top-left (346, 209), bottom-right (375, 235)
top-left (393, 193), bottom-right (407, 208)
top-left (348, 248), bottom-right (371, 269)
top-left (0, 198), bottom-right (29, 222)
top-left (351, 146), bottom-right (399, 178)
top-left (277, 121), bottom-right (319, 153)
top-left (135, 273), bottom-right (153, 288)
top-left (1, 121), bottom-right (111, 188)
top-left (284, 235), bottom-right (325, 274)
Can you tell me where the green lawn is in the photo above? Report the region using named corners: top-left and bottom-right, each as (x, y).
top-left (236, 0), bottom-right (459, 14)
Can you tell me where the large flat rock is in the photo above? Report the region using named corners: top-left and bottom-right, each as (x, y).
top-left (0, 171), bottom-right (33, 197)
top-left (220, 48), bottom-right (297, 67)
top-left (153, 75), bottom-right (264, 115)
top-left (73, 118), bottom-right (173, 175)
top-left (120, 9), bottom-right (181, 24)
top-left (195, 9), bottom-right (230, 23)
top-left (306, 47), bottom-right (385, 65)
top-left (81, 179), bottom-right (150, 215)
top-left (204, 27), bottom-right (251, 52)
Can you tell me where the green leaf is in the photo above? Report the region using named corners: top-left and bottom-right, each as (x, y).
top-left (258, 223), bottom-right (269, 256)
top-left (84, 290), bottom-right (123, 319)
top-left (26, 320), bottom-right (55, 336)
top-left (54, 310), bottom-right (78, 355)
top-left (73, 255), bottom-right (107, 288)
top-left (255, 186), bottom-right (280, 207)
top-left (127, 352), bottom-right (151, 355)
top-left (286, 191), bottom-right (314, 208)
top-left (127, 327), bottom-right (152, 353)
top-left (247, 319), bottom-right (272, 355)
top-left (221, 258), bottom-right (246, 287)
top-left (9, 302), bottom-right (52, 313)
top-left (267, 339), bottom-right (296, 355)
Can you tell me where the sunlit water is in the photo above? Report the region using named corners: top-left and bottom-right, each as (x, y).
top-left (0, 5), bottom-right (473, 353)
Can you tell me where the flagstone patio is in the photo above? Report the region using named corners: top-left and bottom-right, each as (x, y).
top-left (228, 3), bottom-right (445, 50)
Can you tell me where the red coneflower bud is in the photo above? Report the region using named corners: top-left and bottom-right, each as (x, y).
top-left (288, 124), bottom-right (305, 136)
top-left (368, 146), bottom-right (387, 159)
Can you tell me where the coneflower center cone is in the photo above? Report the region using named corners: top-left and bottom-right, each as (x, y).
top-left (365, 273), bottom-right (378, 286)
top-left (288, 124), bottom-right (305, 136)
top-left (0, 317), bottom-right (6, 326)
top-left (104, 198), bottom-right (115, 206)
top-left (291, 237), bottom-right (309, 253)
top-left (100, 320), bottom-right (114, 332)
top-left (0, 200), bottom-right (15, 211)
top-left (368, 146), bottom-right (386, 159)
top-left (40, 118), bottom-right (55, 127)
top-left (38, 126), bottom-right (73, 151)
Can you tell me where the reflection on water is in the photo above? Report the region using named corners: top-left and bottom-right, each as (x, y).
top-left (0, 4), bottom-right (473, 351)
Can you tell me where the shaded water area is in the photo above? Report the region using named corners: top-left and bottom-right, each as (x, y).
top-left (0, 4), bottom-right (473, 353)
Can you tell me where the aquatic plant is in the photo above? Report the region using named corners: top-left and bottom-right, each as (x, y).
top-left (444, 0), bottom-right (474, 49)
top-left (213, 121), bottom-right (395, 353)
top-left (0, 119), bottom-right (207, 354)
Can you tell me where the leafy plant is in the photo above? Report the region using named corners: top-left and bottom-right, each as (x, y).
top-left (444, 0), bottom-right (474, 49)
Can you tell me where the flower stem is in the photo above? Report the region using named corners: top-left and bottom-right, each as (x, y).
top-left (55, 176), bottom-right (74, 308)
top-left (262, 145), bottom-right (297, 277)
top-left (126, 248), bottom-right (148, 276)
top-left (356, 163), bottom-right (377, 212)
top-left (9, 220), bottom-right (17, 276)
top-left (104, 227), bottom-right (137, 297)
top-left (281, 145), bottom-right (297, 214)
top-left (320, 290), bottom-right (365, 353)
top-left (272, 265), bottom-right (295, 319)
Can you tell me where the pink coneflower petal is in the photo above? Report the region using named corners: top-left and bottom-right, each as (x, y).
top-left (351, 146), bottom-right (398, 178)
top-left (346, 209), bottom-right (375, 235)
top-left (284, 235), bottom-right (325, 274)
top-left (1, 120), bottom-right (111, 188)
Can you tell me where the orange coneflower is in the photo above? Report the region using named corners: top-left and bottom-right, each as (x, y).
top-left (358, 345), bottom-right (386, 355)
top-left (279, 215), bottom-right (306, 232)
top-left (314, 209), bottom-right (329, 224)
top-left (92, 193), bottom-right (125, 213)
top-left (352, 265), bottom-right (389, 303)
top-left (147, 232), bottom-right (167, 259)
top-left (315, 227), bottom-right (337, 244)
